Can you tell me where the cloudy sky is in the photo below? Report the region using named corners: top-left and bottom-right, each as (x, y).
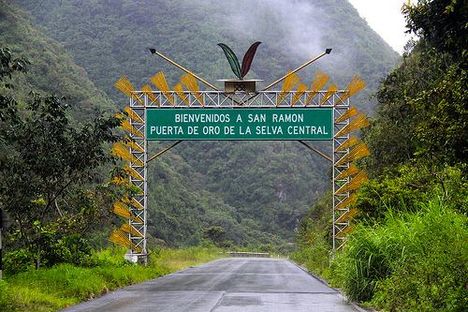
top-left (348, 0), bottom-right (415, 53)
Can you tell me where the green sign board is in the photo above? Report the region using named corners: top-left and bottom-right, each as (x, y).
top-left (146, 108), bottom-right (333, 141)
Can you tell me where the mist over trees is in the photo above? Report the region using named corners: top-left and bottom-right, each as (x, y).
top-left (1, 0), bottom-right (466, 310)
top-left (6, 0), bottom-right (399, 249)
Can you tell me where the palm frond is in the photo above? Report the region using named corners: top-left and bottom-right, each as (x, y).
top-left (114, 76), bottom-right (143, 104)
top-left (123, 106), bottom-right (144, 124)
top-left (174, 83), bottom-right (189, 106)
top-left (150, 72), bottom-right (174, 105)
top-left (335, 170), bottom-right (368, 194)
top-left (335, 142), bottom-right (370, 166)
top-left (291, 83), bottom-right (308, 106)
top-left (335, 113), bottom-right (369, 137)
top-left (336, 208), bottom-right (359, 223)
top-left (120, 223), bottom-right (143, 237)
top-left (181, 73), bottom-right (204, 106)
top-left (141, 84), bottom-right (159, 105)
top-left (335, 106), bottom-right (359, 123)
top-left (305, 71), bottom-right (329, 105)
top-left (278, 72), bottom-right (300, 104)
top-left (337, 75), bottom-right (366, 104)
top-left (111, 142), bottom-right (144, 166)
top-left (320, 83), bottom-right (338, 105)
top-left (121, 119), bottom-right (144, 138)
top-left (336, 136), bottom-right (360, 152)
top-left (335, 193), bottom-right (358, 210)
top-left (123, 165), bottom-right (144, 181)
top-left (336, 164), bottom-right (360, 180)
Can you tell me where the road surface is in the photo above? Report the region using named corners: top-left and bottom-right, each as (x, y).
top-left (63, 258), bottom-right (360, 312)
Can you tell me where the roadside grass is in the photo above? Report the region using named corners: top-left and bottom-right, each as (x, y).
top-left (330, 198), bottom-right (467, 311)
top-left (294, 197), bottom-right (467, 311)
top-left (0, 246), bottom-right (222, 312)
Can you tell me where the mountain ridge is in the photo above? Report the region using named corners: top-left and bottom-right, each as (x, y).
top-left (7, 0), bottom-right (400, 248)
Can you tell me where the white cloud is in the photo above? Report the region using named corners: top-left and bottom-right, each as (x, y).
top-left (348, 0), bottom-right (415, 53)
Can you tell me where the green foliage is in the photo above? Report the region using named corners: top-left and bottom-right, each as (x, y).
top-left (4, 234), bottom-right (92, 274)
top-left (13, 0), bottom-right (398, 109)
top-left (203, 225), bottom-right (228, 247)
top-left (291, 193), bottom-right (332, 276)
top-left (363, 41), bottom-right (467, 174)
top-left (291, 232), bottom-right (330, 276)
top-left (0, 247), bottom-right (222, 312)
top-left (0, 47), bottom-right (28, 83)
top-left (1, 2), bottom-right (124, 268)
top-left (0, 281), bottom-right (13, 312)
top-left (0, 91), bottom-right (121, 268)
top-left (8, 0), bottom-right (398, 248)
top-left (1, 32), bottom-right (123, 271)
top-left (403, 0), bottom-right (468, 62)
top-left (295, 2), bottom-right (468, 311)
top-left (0, 2), bottom-right (115, 118)
top-left (355, 164), bottom-right (467, 220)
top-left (331, 199), bottom-right (467, 311)
top-left (3, 249), bottom-right (32, 275)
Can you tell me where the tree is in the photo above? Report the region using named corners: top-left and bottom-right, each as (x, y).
top-left (354, 0), bottom-right (467, 222)
top-left (362, 0), bottom-right (467, 175)
top-left (403, 0), bottom-right (468, 62)
top-left (203, 226), bottom-right (226, 246)
top-left (0, 47), bottom-right (122, 268)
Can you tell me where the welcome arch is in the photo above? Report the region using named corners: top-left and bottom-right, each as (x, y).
top-left (110, 49), bottom-right (369, 263)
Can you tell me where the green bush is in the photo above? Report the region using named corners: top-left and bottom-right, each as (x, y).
top-left (4, 233), bottom-right (94, 273)
top-left (4, 249), bottom-right (34, 274)
top-left (331, 198), bottom-right (467, 311)
top-left (44, 234), bottom-right (94, 266)
top-left (291, 230), bottom-right (330, 277)
top-left (356, 164), bottom-right (467, 220)
top-left (0, 246), bottom-right (222, 311)
top-left (292, 193), bottom-right (332, 277)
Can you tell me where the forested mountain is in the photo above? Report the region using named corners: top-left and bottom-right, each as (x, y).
top-left (14, 0), bottom-right (399, 110)
top-left (7, 0), bottom-right (399, 248)
top-left (1, 1), bottom-right (465, 311)
top-left (0, 2), bottom-right (114, 120)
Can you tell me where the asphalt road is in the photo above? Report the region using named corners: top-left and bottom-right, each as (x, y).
top-left (62, 258), bottom-right (360, 312)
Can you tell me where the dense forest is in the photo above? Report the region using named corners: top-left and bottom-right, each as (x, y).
top-left (1, 0), bottom-right (466, 311)
top-left (293, 1), bottom-right (467, 311)
top-left (2, 0), bottom-right (399, 249)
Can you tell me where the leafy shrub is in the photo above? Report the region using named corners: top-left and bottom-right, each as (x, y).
top-left (356, 166), bottom-right (429, 220)
top-left (291, 230), bottom-right (330, 277)
top-left (356, 164), bottom-right (467, 220)
top-left (45, 234), bottom-right (94, 266)
top-left (331, 198), bottom-right (467, 311)
top-left (292, 193), bottom-right (332, 276)
top-left (3, 249), bottom-right (34, 274)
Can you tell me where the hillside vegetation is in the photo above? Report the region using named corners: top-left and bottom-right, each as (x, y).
top-left (293, 1), bottom-right (467, 311)
top-left (1, 0), bottom-right (465, 311)
top-left (0, 247), bottom-right (222, 312)
top-left (0, 1), bottom-right (114, 119)
top-left (11, 0), bottom-right (399, 247)
top-left (15, 0), bottom-right (398, 107)
top-left (0, 16), bottom-right (222, 310)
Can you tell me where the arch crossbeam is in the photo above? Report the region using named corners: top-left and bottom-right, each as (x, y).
top-left (114, 90), bottom-right (359, 262)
